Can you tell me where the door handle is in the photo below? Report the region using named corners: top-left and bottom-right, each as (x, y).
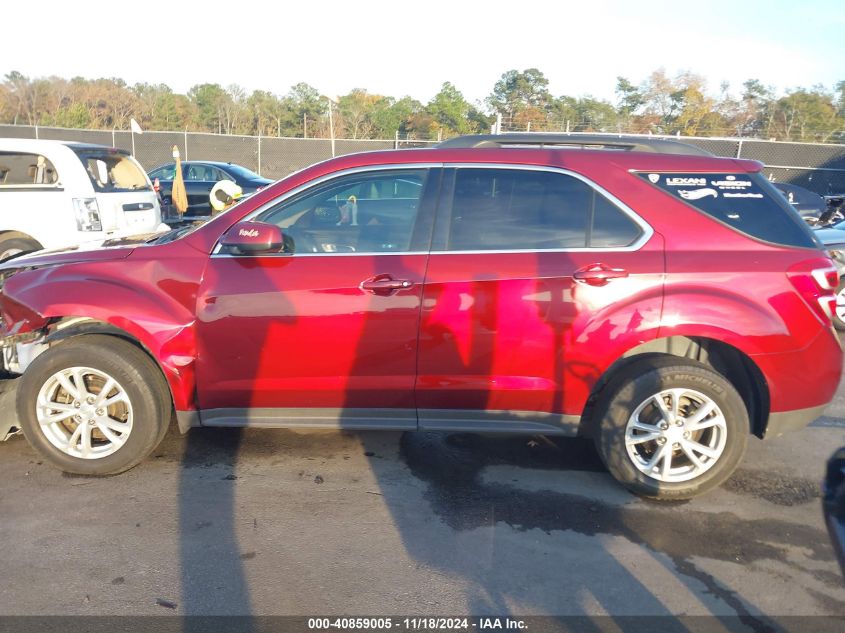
top-left (573, 264), bottom-right (629, 287)
top-left (360, 275), bottom-right (414, 295)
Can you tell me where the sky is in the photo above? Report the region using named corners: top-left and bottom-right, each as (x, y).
top-left (2, 0), bottom-right (843, 106)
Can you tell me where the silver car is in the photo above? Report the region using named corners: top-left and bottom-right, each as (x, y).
top-left (815, 224), bottom-right (845, 330)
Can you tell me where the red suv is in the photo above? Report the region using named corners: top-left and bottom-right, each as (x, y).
top-left (1, 134), bottom-right (840, 499)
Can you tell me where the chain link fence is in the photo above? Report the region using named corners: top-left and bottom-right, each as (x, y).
top-left (644, 135), bottom-right (845, 194)
top-left (0, 125), bottom-right (433, 181)
top-left (2, 125), bottom-right (843, 194)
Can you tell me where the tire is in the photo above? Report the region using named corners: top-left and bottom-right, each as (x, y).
top-left (16, 335), bottom-right (171, 475)
top-left (594, 358), bottom-right (748, 500)
top-left (833, 279), bottom-right (845, 332)
top-left (0, 235), bottom-right (41, 261)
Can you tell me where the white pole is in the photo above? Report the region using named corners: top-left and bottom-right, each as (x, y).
top-left (257, 131), bottom-right (262, 176)
top-left (304, 113), bottom-right (307, 139)
top-left (112, 128), bottom-right (116, 147)
top-left (131, 130), bottom-right (136, 157)
top-left (328, 100), bottom-right (336, 158)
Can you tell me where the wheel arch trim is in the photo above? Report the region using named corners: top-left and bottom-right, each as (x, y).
top-left (40, 317), bottom-right (187, 417)
top-left (585, 335), bottom-right (771, 438)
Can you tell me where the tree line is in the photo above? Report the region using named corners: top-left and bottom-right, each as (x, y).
top-left (1, 68), bottom-right (843, 143)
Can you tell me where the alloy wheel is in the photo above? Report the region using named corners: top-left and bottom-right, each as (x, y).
top-left (625, 387), bottom-right (727, 483)
top-left (35, 366), bottom-right (134, 459)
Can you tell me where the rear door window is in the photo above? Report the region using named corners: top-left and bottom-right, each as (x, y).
top-left (445, 168), bottom-right (642, 251)
top-left (185, 164), bottom-right (219, 181)
top-left (639, 172), bottom-right (819, 249)
top-left (0, 152), bottom-right (59, 187)
top-left (210, 167), bottom-right (229, 182)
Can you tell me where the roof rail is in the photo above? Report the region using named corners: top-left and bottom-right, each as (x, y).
top-left (437, 133), bottom-right (713, 156)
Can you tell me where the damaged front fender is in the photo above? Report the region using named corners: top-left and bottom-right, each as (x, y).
top-left (0, 246), bottom-right (207, 430)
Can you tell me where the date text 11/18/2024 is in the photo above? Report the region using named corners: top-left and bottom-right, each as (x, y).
top-left (307, 617), bottom-right (528, 630)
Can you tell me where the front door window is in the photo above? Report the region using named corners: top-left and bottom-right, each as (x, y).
top-left (258, 169), bottom-right (428, 254)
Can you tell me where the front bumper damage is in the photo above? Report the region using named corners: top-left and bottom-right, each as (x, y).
top-left (0, 378), bottom-right (19, 441)
top-left (2, 331), bottom-right (47, 376)
top-left (0, 329), bottom-right (48, 441)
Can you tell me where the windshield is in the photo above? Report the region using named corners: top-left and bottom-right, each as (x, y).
top-left (146, 194), bottom-right (251, 245)
top-left (72, 149), bottom-right (151, 192)
top-left (147, 222), bottom-right (205, 245)
top-left (224, 163), bottom-right (264, 181)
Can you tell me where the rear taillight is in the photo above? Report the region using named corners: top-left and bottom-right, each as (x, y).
top-left (72, 198), bottom-right (102, 232)
top-left (788, 258), bottom-right (839, 325)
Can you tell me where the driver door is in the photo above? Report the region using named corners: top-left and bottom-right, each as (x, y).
top-left (194, 167), bottom-right (439, 429)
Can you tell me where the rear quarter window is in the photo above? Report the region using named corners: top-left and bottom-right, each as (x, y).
top-left (0, 152), bottom-right (59, 187)
top-left (639, 171), bottom-right (819, 249)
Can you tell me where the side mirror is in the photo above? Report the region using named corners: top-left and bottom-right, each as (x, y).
top-left (220, 221), bottom-right (284, 255)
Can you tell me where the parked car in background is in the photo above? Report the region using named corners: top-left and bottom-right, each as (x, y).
top-left (822, 196), bottom-right (845, 227)
top-left (824, 447), bottom-right (845, 578)
top-left (772, 182), bottom-right (828, 225)
top-left (148, 161), bottom-right (273, 215)
top-left (1, 134), bottom-right (841, 501)
top-left (815, 222), bottom-right (845, 330)
top-left (0, 139), bottom-right (166, 260)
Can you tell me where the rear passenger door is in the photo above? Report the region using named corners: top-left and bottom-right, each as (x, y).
top-left (416, 166), bottom-right (664, 433)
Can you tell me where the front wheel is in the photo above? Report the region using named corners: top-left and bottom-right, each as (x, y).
top-left (17, 335), bottom-right (171, 475)
top-left (594, 360), bottom-right (748, 500)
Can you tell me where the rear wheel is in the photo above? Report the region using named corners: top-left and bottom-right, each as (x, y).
top-left (0, 235), bottom-right (41, 260)
top-left (594, 359), bottom-right (748, 500)
top-left (17, 335), bottom-right (171, 475)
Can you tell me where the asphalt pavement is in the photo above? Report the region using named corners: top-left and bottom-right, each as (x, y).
top-left (1, 361), bottom-right (844, 623)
